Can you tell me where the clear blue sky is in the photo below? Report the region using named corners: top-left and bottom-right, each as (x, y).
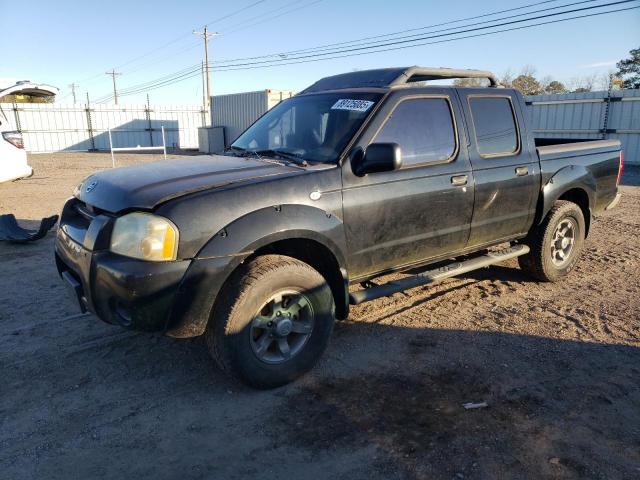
top-left (1, 0), bottom-right (638, 104)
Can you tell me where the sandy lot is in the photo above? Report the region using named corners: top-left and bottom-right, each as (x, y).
top-left (1, 152), bottom-right (639, 479)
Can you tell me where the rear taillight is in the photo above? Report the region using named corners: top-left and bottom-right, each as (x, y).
top-left (617, 150), bottom-right (624, 186)
top-left (2, 131), bottom-right (24, 149)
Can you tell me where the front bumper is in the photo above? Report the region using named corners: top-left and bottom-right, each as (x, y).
top-left (55, 197), bottom-right (248, 336)
top-left (55, 227), bottom-right (191, 331)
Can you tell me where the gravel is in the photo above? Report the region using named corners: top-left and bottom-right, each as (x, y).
top-left (1, 152), bottom-right (639, 479)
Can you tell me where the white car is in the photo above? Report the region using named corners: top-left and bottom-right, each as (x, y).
top-left (0, 81), bottom-right (58, 183)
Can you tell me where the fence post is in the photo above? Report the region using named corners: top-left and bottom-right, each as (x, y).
top-left (146, 94), bottom-right (154, 146)
top-left (161, 126), bottom-right (167, 160)
top-left (108, 128), bottom-right (115, 167)
top-left (12, 102), bottom-right (21, 133)
top-left (85, 93), bottom-right (96, 151)
top-left (601, 74), bottom-right (614, 140)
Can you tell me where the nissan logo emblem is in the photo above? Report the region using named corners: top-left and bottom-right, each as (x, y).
top-left (85, 180), bottom-right (98, 193)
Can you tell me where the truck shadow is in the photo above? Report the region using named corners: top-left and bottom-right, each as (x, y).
top-left (6, 318), bottom-right (636, 479)
top-left (272, 324), bottom-right (640, 480)
top-left (2, 236), bottom-right (639, 479)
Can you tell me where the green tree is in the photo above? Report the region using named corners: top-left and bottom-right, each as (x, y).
top-left (542, 78), bottom-right (567, 94)
top-left (616, 47), bottom-right (640, 89)
top-left (453, 78), bottom-right (489, 87)
top-left (512, 74), bottom-right (543, 95)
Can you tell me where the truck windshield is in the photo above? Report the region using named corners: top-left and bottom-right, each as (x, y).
top-left (231, 92), bottom-right (383, 164)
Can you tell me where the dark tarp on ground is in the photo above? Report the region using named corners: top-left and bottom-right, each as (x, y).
top-left (0, 214), bottom-right (58, 243)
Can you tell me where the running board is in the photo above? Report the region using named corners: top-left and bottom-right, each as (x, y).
top-left (349, 244), bottom-right (530, 305)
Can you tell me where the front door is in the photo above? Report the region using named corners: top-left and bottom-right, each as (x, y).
top-left (342, 89), bottom-right (474, 280)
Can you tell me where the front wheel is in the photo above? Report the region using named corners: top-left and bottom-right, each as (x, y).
top-left (519, 200), bottom-right (586, 282)
top-left (205, 254), bottom-right (335, 389)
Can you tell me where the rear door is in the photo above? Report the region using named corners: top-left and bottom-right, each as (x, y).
top-left (342, 88), bottom-right (474, 279)
top-left (458, 90), bottom-right (539, 247)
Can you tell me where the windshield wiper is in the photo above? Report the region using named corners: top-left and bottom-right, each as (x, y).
top-left (225, 145), bottom-right (246, 155)
top-left (252, 149), bottom-right (309, 167)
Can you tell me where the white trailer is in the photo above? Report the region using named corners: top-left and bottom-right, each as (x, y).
top-left (0, 81), bottom-right (58, 183)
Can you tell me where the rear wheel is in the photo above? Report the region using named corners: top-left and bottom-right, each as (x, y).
top-left (519, 200), bottom-right (585, 282)
top-left (205, 254), bottom-right (335, 389)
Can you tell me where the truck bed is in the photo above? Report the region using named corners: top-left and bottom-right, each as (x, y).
top-left (536, 139), bottom-right (621, 213)
top-left (535, 139), bottom-right (620, 157)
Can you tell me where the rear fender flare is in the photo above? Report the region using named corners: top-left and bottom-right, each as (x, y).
top-left (537, 165), bottom-right (596, 226)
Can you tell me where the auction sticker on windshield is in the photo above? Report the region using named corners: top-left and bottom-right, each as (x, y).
top-left (331, 99), bottom-right (375, 112)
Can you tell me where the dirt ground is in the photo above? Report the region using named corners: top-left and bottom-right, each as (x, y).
top-left (1, 152), bottom-right (639, 480)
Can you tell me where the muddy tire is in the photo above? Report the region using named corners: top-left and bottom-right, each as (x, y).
top-left (519, 200), bottom-right (586, 282)
top-left (205, 254), bottom-right (335, 389)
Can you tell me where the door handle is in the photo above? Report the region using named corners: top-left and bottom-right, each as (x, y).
top-left (451, 175), bottom-right (468, 186)
top-left (515, 166), bottom-right (529, 176)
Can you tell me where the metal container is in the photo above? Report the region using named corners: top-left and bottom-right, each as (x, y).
top-left (198, 126), bottom-right (225, 153)
top-left (211, 89), bottom-right (295, 146)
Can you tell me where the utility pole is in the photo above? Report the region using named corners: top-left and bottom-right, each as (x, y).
top-left (201, 61), bottom-right (207, 111)
top-left (68, 83), bottom-right (78, 104)
top-left (105, 69), bottom-right (122, 105)
top-left (193, 27), bottom-right (220, 111)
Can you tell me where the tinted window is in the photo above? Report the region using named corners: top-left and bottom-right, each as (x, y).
top-left (232, 92), bottom-right (383, 163)
top-left (469, 97), bottom-right (519, 156)
top-left (374, 98), bottom-right (456, 166)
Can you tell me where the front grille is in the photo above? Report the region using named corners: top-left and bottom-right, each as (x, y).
top-left (60, 198), bottom-right (98, 245)
top-left (74, 202), bottom-right (96, 222)
top-left (60, 198), bottom-right (113, 248)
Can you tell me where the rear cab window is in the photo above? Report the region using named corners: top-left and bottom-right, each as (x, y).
top-left (468, 96), bottom-right (520, 157)
top-left (373, 97), bottom-right (458, 167)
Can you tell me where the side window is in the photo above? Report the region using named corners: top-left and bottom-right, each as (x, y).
top-left (374, 98), bottom-right (456, 166)
top-left (469, 97), bottom-right (519, 157)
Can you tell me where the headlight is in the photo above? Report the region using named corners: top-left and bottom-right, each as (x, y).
top-left (110, 213), bottom-right (179, 261)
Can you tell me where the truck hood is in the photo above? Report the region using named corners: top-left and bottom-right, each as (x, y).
top-left (76, 154), bottom-right (308, 213)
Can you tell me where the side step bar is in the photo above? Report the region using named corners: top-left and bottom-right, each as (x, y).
top-left (349, 244), bottom-right (530, 305)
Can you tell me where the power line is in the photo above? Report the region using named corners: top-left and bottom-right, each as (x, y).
top-left (122, 0), bottom-right (609, 76)
top-left (77, 0), bottom-right (561, 84)
top-left (95, 65), bottom-right (202, 102)
top-left (76, 0), bottom-right (269, 86)
top-left (214, 0), bottom-right (575, 63)
top-left (129, 6), bottom-right (640, 99)
top-left (222, 0), bottom-right (324, 34)
top-left (118, 0), bottom-right (320, 75)
top-left (114, 0), bottom-right (266, 71)
top-left (93, 1), bottom-right (636, 101)
top-left (210, 0), bottom-right (635, 69)
top-left (212, 4), bottom-right (640, 72)
top-left (100, 3), bottom-right (637, 101)
top-left (94, 0), bottom-right (583, 99)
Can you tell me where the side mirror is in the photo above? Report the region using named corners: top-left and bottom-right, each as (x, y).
top-left (352, 143), bottom-right (402, 176)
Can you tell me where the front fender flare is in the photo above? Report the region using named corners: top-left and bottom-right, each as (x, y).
top-left (166, 205), bottom-right (348, 338)
top-left (196, 204), bottom-right (347, 265)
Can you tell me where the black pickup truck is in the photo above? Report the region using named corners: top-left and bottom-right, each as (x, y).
top-left (55, 67), bottom-right (623, 388)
